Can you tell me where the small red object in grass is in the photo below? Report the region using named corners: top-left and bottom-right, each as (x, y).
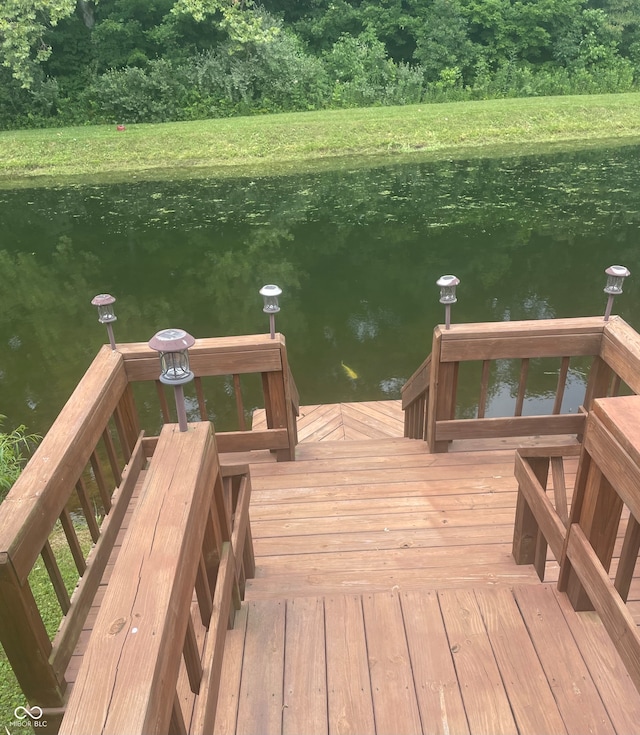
top-left (116, 124), bottom-right (126, 131)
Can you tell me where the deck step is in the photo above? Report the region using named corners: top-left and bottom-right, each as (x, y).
top-left (213, 585), bottom-right (640, 735)
top-left (245, 439), bottom-right (580, 600)
top-left (253, 400), bottom-right (405, 442)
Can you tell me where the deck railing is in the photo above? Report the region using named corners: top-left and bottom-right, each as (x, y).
top-left (0, 333), bottom-right (297, 730)
top-left (59, 423), bottom-right (253, 735)
top-left (401, 316), bottom-right (640, 452)
top-left (118, 332), bottom-right (299, 461)
top-left (512, 395), bottom-right (640, 693)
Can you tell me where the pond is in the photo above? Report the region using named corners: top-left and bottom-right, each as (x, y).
top-left (1, 142), bottom-right (639, 438)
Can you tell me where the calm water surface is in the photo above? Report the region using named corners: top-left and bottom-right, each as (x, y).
top-left (1, 143), bottom-right (640, 437)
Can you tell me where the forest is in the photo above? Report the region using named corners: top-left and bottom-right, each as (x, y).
top-left (1, 0), bottom-right (639, 129)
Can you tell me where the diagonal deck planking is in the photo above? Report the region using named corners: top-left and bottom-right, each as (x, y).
top-left (253, 400), bottom-right (405, 441)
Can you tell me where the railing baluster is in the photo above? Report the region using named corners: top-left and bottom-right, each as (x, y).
top-left (195, 554), bottom-right (213, 626)
top-left (515, 358), bottom-right (529, 417)
top-left (553, 357), bottom-right (570, 415)
top-left (194, 376), bottom-right (207, 420)
top-left (233, 373), bottom-right (246, 430)
top-left (59, 508), bottom-right (86, 575)
top-left (183, 615), bottom-right (203, 695)
top-left (90, 450), bottom-right (112, 514)
top-left (102, 427), bottom-right (121, 486)
top-left (112, 404), bottom-right (132, 463)
top-left (551, 457), bottom-right (568, 526)
top-left (171, 694), bottom-right (188, 735)
top-left (614, 515), bottom-right (640, 602)
top-left (41, 541), bottom-right (71, 614)
top-left (155, 379), bottom-right (171, 422)
top-left (76, 478), bottom-right (100, 543)
top-left (610, 373), bottom-right (622, 397)
top-left (478, 360), bottom-right (490, 419)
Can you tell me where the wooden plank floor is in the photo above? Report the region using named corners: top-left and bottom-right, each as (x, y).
top-left (244, 439), bottom-right (576, 599)
top-left (213, 585), bottom-right (640, 735)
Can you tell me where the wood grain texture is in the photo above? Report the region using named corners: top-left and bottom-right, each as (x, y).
top-left (438, 588), bottom-right (517, 735)
top-left (362, 592), bottom-right (422, 735)
top-left (60, 422), bottom-right (217, 735)
top-left (282, 597), bottom-right (327, 735)
top-left (325, 595), bottom-right (375, 735)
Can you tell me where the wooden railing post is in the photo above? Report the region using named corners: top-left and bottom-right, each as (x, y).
top-left (0, 563), bottom-right (66, 709)
top-left (261, 336), bottom-right (297, 461)
top-left (114, 383), bottom-right (141, 458)
top-left (582, 356), bottom-right (614, 413)
top-left (512, 457), bottom-right (550, 569)
top-left (559, 444), bottom-right (624, 611)
top-left (426, 327), bottom-right (458, 453)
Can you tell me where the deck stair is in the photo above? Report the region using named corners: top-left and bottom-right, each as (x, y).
top-left (209, 400), bottom-right (640, 734)
top-left (243, 431), bottom-right (575, 600)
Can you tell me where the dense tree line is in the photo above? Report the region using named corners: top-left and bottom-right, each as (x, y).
top-left (1, 0), bottom-right (639, 128)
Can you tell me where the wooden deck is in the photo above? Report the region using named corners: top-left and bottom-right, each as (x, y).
top-left (213, 586), bottom-right (640, 735)
top-left (253, 400), bottom-right (405, 442)
top-left (210, 401), bottom-right (640, 734)
top-left (6, 321), bottom-right (640, 734)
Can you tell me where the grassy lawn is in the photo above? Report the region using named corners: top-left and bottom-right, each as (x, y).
top-left (2, 94), bottom-right (640, 186)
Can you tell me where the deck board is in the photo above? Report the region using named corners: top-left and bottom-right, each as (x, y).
top-left (235, 599), bottom-right (286, 735)
top-left (215, 586), bottom-right (640, 735)
top-left (324, 594), bottom-right (376, 735)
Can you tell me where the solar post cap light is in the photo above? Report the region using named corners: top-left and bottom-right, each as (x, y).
top-left (437, 275), bottom-right (460, 330)
top-left (148, 328), bottom-right (196, 432)
top-left (603, 265), bottom-right (630, 322)
top-left (91, 293), bottom-right (117, 350)
top-left (260, 284), bottom-right (282, 339)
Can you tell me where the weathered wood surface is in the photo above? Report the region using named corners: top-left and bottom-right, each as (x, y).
top-left (118, 333), bottom-right (286, 382)
top-left (245, 438), bottom-right (583, 599)
top-left (253, 400), bottom-right (405, 441)
top-left (61, 423), bottom-right (219, 735)
top-left (215, 586), bottom-right (640, 735)
top-left (0, 347), bottom-right (128, 580)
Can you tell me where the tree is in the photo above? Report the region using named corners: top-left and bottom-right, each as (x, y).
top-left (0, 0), bottom-right (76, 87)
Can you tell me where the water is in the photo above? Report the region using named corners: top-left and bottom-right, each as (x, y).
top-left (1, 143), bottom-right (639, 438)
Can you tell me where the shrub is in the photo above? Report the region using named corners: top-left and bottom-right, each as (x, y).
top-left (86, 59), bottom-right (191, 123)
top-left (0, 417), bottom-right (40, 502)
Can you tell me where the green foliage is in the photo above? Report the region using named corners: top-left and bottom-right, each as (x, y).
top-left (87, 59), bottom-right (192, 123)
top-left (0, 0), bottom-right (76, 88)
top-left (183, 25), bottom-right (330, 116)
top-left (324, 31), bottom-right (423, 107)
top-left (1, 0), bottom-right (640, 128)
top-left (0, 416), bottom-right (39, 501)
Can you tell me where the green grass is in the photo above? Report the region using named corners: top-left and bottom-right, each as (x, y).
top-left (2, 94), bottom-right (640, 186)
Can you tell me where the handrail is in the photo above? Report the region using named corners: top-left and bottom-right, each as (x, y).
top-left (512, 396), bottom-right (640, 693)
top-left (59, 423), bottom-right (254, 734)
top-left (118, 332), bottom-right (298, 460)
top-left (0, 347), bottom-right (141, 718)
top-left (401, 354), bottom-right (431, 439)
top-left (401, 316), bottom-right (640, 452)
top-left (0, 331), bottom-right (296, 727)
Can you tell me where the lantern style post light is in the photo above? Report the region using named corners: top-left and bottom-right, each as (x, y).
top-left (603, 265), bottom-right (630, 321)
top-left (148, 328), bottom-right (195, 432)
top-left (437, 275), bottom-right (460, 330)
top-left (91, 293), bottom-right (117, 350)
top-left (260, 284), bottom-right (282, 339)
